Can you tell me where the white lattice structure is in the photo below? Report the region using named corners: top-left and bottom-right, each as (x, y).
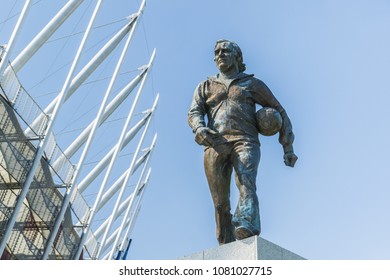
top-left (0, 0), bottom-right (157, 260)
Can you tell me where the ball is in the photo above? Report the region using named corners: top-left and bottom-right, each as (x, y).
top-left (255, 107), bottom-right (283, 136)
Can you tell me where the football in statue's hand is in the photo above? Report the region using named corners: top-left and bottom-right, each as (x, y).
top-left (256, 107), bottom-right (283, 136)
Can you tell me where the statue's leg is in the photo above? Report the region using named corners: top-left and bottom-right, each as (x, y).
top-left (204, 145), bottom-right (235, 244)
top-left (231, 141), bottom-right (261, 239)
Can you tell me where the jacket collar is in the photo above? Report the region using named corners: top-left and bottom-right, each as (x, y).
top-left (208, 72), bottom-right (254, 84)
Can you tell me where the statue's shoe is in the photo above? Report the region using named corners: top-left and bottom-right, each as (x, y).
top-left (234, 226), bottom-right (255, 240)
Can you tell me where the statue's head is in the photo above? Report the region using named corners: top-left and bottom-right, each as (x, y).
top-left (214, 39), bottom-right (246, 73)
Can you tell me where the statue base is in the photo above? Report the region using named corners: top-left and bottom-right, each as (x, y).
top-left (180, 236), bottom-right (305, 260)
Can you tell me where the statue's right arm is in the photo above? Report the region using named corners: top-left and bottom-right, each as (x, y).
top-left (188, 83), bottom-right (218, 147)
top-left (188, 82), bottom-right (207, 133)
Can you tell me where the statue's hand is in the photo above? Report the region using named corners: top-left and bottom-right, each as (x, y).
top-left (195, 127), bottom-right (218, 146)
top-left (284, 151), bottom-right (298, 167)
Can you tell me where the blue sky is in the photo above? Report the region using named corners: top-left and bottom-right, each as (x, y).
top-left (1, 0), bottom-right (390, 260)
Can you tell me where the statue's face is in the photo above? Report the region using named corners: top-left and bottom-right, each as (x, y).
top-left (214, 42), bottom-right (237, 73)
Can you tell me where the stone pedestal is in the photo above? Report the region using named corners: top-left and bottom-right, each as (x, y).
top-left (180, 236), bottom-right (305, 260)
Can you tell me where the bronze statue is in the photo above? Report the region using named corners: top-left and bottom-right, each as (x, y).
top-left (188, 39), bottom-right (297, 244)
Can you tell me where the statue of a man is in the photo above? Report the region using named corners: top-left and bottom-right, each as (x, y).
top-left (188, 39), bottom-right (298, 244)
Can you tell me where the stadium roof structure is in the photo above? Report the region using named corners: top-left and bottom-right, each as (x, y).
top-left (0, 0), bottom-right (157, 260)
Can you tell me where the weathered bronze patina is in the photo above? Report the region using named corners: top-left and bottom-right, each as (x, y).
top-left (188, 40), bottom-right (297, 244)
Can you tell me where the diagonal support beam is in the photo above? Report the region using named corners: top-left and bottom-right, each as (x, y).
top-left (72, 0), bottom-right (150, 260)
top-left (96, 93), bottom-right (157, 259)
top-left (77, 109), bottom-right (152, 193)
top-left (24, 17), bottom-right (139, 137)
top-left (52, 66), bottom-right (148, 169)
top-left (108, 133), bottom-right (156, 259)
top-left (97, 147), bottom-right (152, 212)
top-left (7, 0), bottom-right (84, 74)
top-left (0, 0), bottom-right (32, 77)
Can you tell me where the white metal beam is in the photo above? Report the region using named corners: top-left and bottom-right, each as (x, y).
top-left (7, 0), bottom-right (84, 74)
top-left (96, 92), bottom-right (157, 259)
top-left (52, 66), bottom-right (148, 167)
top-left (92, 192), bottom-right (134, 241)
top-left (97, 148), bottom-right (151, 212)
top-left (118, 171), bottom-right (150, 260)
top-left (82, 143), bottom-right (153, 240)
top-left (24, 17), bottom-right (138, 137)
top-left (40, 0), bottom-right (124, 259)
top-left (0, 0), bottom-right (32, 77)
top-left (79, 93), bottom-right (153, 259)
top-left (77, 109), bottom-right (152, 193)
top-left (108, 134), bottom-right (156, 259)
top-left (72, 2), bottom-right (150, 260)
top-left (42, 1), bottom-right (147, 259)
top-left (101, 167), bottom-right (151, 260)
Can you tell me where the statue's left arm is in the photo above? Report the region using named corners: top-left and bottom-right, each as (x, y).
top-left (253, 79), bottom-right (298, 167)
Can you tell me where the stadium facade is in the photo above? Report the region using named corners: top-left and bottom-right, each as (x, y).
top-left (0, 0), bottom-right (157, 260)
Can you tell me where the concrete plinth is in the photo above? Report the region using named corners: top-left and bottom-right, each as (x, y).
top-left (180, 236), bottom-right (305, 260)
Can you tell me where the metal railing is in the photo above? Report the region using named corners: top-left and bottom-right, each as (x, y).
top-left (0, 60), bottom-right (87, 259)
top-left (70, 188), bottom-right (90, 225)
top-left (0, 64), bottom-right (75, 185)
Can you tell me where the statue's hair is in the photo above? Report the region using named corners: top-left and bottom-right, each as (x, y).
top-left (215, 39), bottom-right (246, 72)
